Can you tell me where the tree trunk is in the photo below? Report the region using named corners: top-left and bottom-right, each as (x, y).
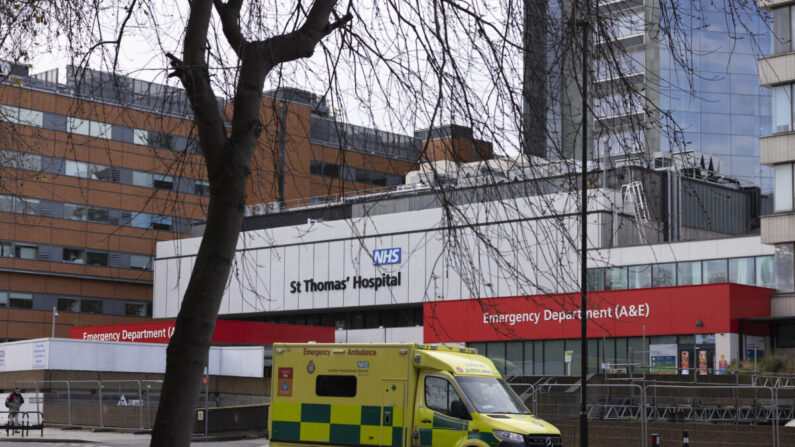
top-left (150, 156), bottom-right (250, 445)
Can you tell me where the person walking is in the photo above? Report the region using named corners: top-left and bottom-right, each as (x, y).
top-left (5, 387), bottom-right (24, 428)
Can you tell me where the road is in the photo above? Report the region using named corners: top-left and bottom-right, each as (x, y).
top-left (0, 439), bottom-right (268, 447)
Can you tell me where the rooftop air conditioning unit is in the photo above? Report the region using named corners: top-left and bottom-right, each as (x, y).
top-left (267, 202), bottom-right (281, 213)
top-left (254, 203), bottom-right (268, 215)
top-left (244, 205), bottom-right (253, 217)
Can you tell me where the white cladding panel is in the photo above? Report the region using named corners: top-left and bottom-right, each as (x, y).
top-left (152, 190), bottom-right (770, 319)
top-left (0, 339), bottom-right (263, 377)
top-left (154, 191), bottom-right (616, 318)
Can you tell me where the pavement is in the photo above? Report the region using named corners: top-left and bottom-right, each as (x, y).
top-left (0, 427), bottom-right (269, 445)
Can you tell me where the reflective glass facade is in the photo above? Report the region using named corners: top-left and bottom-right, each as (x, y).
top-left (593, 0), bottom-right (771, 191)
top-left (657, 1), bottom-right (772, 191)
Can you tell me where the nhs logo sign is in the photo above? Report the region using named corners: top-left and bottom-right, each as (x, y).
top-left (373, 248), bottom-right (401, 265)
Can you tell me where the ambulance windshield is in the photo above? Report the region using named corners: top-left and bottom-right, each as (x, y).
top-left (455, 376), bottom-right (529, 414)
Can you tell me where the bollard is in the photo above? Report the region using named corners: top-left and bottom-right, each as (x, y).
top-left (682, 430), bottom-right (689, 447)
top-left (650, 434), bottom-right (661, 446)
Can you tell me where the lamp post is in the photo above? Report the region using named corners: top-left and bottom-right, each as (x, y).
top-left (51, 306), bottom-right (59, 338)
top-left (578, 2), bottom-right (592, 446)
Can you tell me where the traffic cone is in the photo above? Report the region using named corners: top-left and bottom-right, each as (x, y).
top-left (682, 430), bottom-right (689, 447)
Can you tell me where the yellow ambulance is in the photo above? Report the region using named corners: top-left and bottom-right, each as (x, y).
top-left (269, 343), bottom-right (562, 447)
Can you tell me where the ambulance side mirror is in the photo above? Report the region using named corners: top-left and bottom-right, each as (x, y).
top-left (450, 400), bottom-right (470, 420)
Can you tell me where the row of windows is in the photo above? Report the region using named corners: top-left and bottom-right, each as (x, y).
top-left (0, 149), bottom-right (210, 197)
top-left (469, 334), bottom-right (715, 376)
top-left (0, 104), bottom-right (196, 153)
top-left (0, 240), bottom-right (152, 271)
top-left (309, 160), bottom-right (403, 188)
top-left (588, 255), bottom-right (775, 291)
top-left (0, 291), bottom-right (150, 317)
top-left (0, 194), bottom-right (188, 233)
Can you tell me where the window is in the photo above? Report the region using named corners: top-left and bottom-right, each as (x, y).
top-left (87, 207), bottom-right (109, 223)
top-left (587, 268), bottom-right (605, 291)
top-left (80, 299), bottom-right (103, 314)
top-left (18, 108), bottom-right (43, 127)
top-left (652, 263), bottom-right (676, 287)
top-left (131, 213), bottom-right (151, 229)
top-left (370, 173), bottom-right (387, 186)
top-left (355, 169), bottom-right (370, 184)
top-left (64, 204), bottom-right (87, 221)
top-left (86, 251), bottom-right (108, 266)
top-left (130, 254), bottom-right (152, 270)
top-left (729, 257), bottom-right (755, 285)
top-left (0, 150), bottom-right (40, 171)
top-left (65, 160), bottom-right (89, 178)
top-left (776, 243), bottom-right (795, 293)
top-left (153, 174), bottom-right (174, 190)
top-left (57, 298), bottom-right (79, 312)
top-left (132, 171), bottom-right (153, 188)
top-left (0, 292), bottom-right (7, 307)
top-left (0, 105), bottom-right (18, 123)
top-left (15, 197), bottom-right (38, 215)
top-left (309, 160), bottom-right (323, 176)
top-left (425, 376), bottom-right (464, 417)
top-left (194, 180), bottom-right (210, 196)
top-left (775, 163), bottom-right (793, 212)
top-left (151, 215), bottom-right (172, 230)
top-left (772, 84), bottom-right (793, 134)
top-left (604, 11), bottom-right (644, 41)
top-left (63, 248), bottom-right (85, 264)
top-left (0, 242), bottom-right (11, 258)
top-left (133, 129), bottom-right (149, 146)
top-left (316, 375), bottom-right (356, 397)
top-left (89, 164), bottom-right (114, 182)
top-left (9, 292), bottom-right (32, 309)
top-left (322, 163), bottom-right (339, 178)
top-left (628, 265), bottom-right (652, 289)
top-left (677, 261), bottom-right (702, 285)
top-left (605, 267), bottom-right (628, 290)
top-left (756, 255), bottom-right (775, 288)
top-left (703, 259), bottom-right (728, 283)
top-left (772, 6), bottom-right (795, 55)
top-left (125, 302), bottom-right (147, 316)
top-left (15, 244), bottom-right (37, 259)
top-left (149, 132), bottom-right (175, 150)
top-left (90, 121), bottom-right (111, 139)
top-left (0, 195), bottom-right (12, 213)
top-left (67, 117), bottom-right (90, 136)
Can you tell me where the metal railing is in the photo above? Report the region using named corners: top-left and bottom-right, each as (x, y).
top-left (13, 379), bottom-right (166, 430)
top-left (518, 379), bottom-right (794, 447)
top-left (1, 411), bottom-right (44, 438)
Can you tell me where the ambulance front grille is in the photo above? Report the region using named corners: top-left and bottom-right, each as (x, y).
top-left (524, 434), bottom-right (563, 447)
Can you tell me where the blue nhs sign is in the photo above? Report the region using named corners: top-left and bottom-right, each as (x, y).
top-left (372, 248), bottom-right (401, 265)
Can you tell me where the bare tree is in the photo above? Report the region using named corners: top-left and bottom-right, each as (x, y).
top-left (0, 0), bottom-right (775, 444)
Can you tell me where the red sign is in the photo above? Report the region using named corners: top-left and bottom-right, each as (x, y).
top-left (424, 283), bottom-right (773, 343)
top-left (202, 376), bottom-right (208, 384)
top-left (277, 367), bottom-right (293, 396)
top-left (69, 320), bottom-right (334, 345)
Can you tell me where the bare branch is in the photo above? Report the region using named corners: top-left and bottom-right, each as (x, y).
top-left (212, 0), bottom-right (247, 56)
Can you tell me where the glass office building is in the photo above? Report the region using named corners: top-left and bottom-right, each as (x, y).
top-left (591, 0), bottom-right (772, 191)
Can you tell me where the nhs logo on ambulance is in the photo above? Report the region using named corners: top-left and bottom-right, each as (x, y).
top-left (372, 247), bottom-right (401, 265)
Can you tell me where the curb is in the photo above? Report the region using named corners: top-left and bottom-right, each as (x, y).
top-left (0, 430), bottom-right (269, 443)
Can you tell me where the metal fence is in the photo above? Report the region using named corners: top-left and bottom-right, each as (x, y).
top-left (12, 379), bottom-right (177, 430)
top-left (513, 379), bottom-right (795, 447)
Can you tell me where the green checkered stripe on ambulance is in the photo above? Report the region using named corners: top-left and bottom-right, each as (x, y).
top-left (271, 402), bottom-right (404, 446)
top-left (415, 413), bottom-right (498, 447)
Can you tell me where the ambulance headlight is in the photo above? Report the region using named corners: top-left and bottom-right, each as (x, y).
top-left (493, 430), bottom-right (523, 442)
